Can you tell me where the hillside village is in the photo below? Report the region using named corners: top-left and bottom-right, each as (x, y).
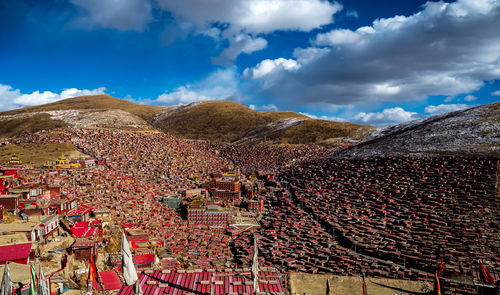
top-left (0, 107), bottom-right (498, 295)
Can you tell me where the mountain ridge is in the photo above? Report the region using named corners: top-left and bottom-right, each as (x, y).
top-left (0, 95), bottom-right (373, 145)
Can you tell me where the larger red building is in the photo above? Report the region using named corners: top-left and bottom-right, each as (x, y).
top-left (187, 197), bottom-right (231, 228)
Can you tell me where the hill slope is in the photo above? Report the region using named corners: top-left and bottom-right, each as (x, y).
top-left (2, 94), bottom-right (164, 122)
top-left (153, 101), bottom-right (373, 144)
top-left (0, 96), bottom-right (373, 145)
top-left (0, 95), bottom-right (165, 138)
top-left (334, 102), bottom-right (500, 158)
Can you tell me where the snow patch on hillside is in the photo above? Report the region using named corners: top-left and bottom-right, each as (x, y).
top-left (335, 103), bottom-right (500, 158)
top-left (0, 109), bottom-right (152, 130)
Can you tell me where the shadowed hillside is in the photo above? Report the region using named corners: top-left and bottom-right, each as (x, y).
top-left (334, 102), bottom-right (500, 158)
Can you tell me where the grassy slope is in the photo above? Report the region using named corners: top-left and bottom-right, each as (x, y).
top-left (1, 96), bottom-right (373, 145)
top-left (1, 94), bottom-right (164, 122)
top-left (154, 100), bottom-right (373, 144)
top-left (0, 95), bottom-right (165, 138)
top-left (268, 119), bottom-right (375, 144)
top-left (0, 113), bottom-right (68, 139)
top-left (153, 101), bottom-right (309, 142)
top-left (0, 142), bottom-right (86, 166)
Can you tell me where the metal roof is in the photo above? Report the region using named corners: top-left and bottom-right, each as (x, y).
top-left (117, 268), bottom-right (285, 295)
top-left (0, 242), bottom-right (31, 263)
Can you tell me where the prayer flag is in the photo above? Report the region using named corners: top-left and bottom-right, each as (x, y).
top-left (29, 264), bottom-right (36, 295)
top-left (1, 263), bottom-right (13, 295)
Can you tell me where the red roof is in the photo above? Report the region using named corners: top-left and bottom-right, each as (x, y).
top-left (0, 243), bottom-right (31, 263)
top-left (133, 254), bottom-right (154, 265)
top-left (99, 270), bottom-right (123, 290)
top-left (117, 268), bottom-right (285, 295)
top-left (67, 206), bottom-right (92, 216)
top-left (74, 221), bottom-right (90, 228)
top-left (70, 227), bottom-right (88, 238)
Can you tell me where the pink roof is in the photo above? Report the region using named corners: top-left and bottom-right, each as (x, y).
top-left (117, 268), bottom-right (285, 295)
top-left (99, 270), bottom-right (123, 290)
top-left (0, 243), bottom-right (31, 263)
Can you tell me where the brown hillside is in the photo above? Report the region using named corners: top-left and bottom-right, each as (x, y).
top-left (1, 94), bottom-right (164, 122)
top-left (0, 113), bottom-right (67, 139)
top-left (268, 119), bottom-right (375, 145)
top-left (153, 100), bottom-right (373, 144)
top-left (0, 143), bottom-right (86, 166)
top-left (152, 101), bottom-right (309, 142)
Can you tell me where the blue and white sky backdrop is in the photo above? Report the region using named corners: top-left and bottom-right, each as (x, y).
top-left (1, 0), bottom-right (499, 125)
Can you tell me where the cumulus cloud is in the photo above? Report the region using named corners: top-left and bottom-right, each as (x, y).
top-left (243, 58), bottom-right (300, 79)
top-left (424, 103), bottom-right (470, 115)
top-left (246, 0), bottom-right (500, 108)
top-left (491, 90), bottom-right (500, 96)
top-left (0, 84), bottom-right (106, 111)
top-left (157, 0), bottom-right (342, 63)
top-left (156, 0), bottom-right (342, 34)
top-left (70, 0), bottom-right (153, 31)
top-left (242, 48), bottom-right (328, 84)
top-left (352, 107), bottom-right (422, 126)
top-left (314, 29), bottom-right (363, 45)
top-left (155, 68), bottom-right (240, 105)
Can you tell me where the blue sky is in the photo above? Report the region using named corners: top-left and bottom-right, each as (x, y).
top-left (0, 0), bottom-right (499, 125)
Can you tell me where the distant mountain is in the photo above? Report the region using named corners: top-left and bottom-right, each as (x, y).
top-left (152, 100), bottom-right (373, 144)
top-left (0, 95), bottom-right (373, 145)
top-left (334, 102), bottom-right (500, 158)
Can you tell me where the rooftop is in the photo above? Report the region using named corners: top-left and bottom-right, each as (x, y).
top-left (0, 243), bottom-right (31, 263)
top-left (0, 221), bottom-right (40, 232)
top-left (0, 233), bottom-right (29, 246)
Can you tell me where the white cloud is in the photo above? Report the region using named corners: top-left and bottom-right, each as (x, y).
top-left (157, 0), bottom-right (342, 63)
top-left (212, 34), bottom-right (268, 65)
top-left (247, 0), bottom-right (500, 108)
top-left (0, 84), bottom-right (106, 111)
top-left (157, 0), bottom-right (342, 34)
top-left (424, 103), bottom-right (470, 115)
top-left (373, 84), bottom-right (401, 95)
top-left (464, 95), bottom-right (477, 101)
top-left (156, 68), bottom-right (240, 105)
top-left (249, 104), bottom-right (278, 111)
top-left (243, 58), bottom-right (300, 79)
top-left (353, 107), bottom-right (421, 125)
top-left (491, 90), bottom-right (500, 96)
top-left (70, 0), bottom-right (153, 32)
top-left (314, 29), bottom-right (362, 45)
